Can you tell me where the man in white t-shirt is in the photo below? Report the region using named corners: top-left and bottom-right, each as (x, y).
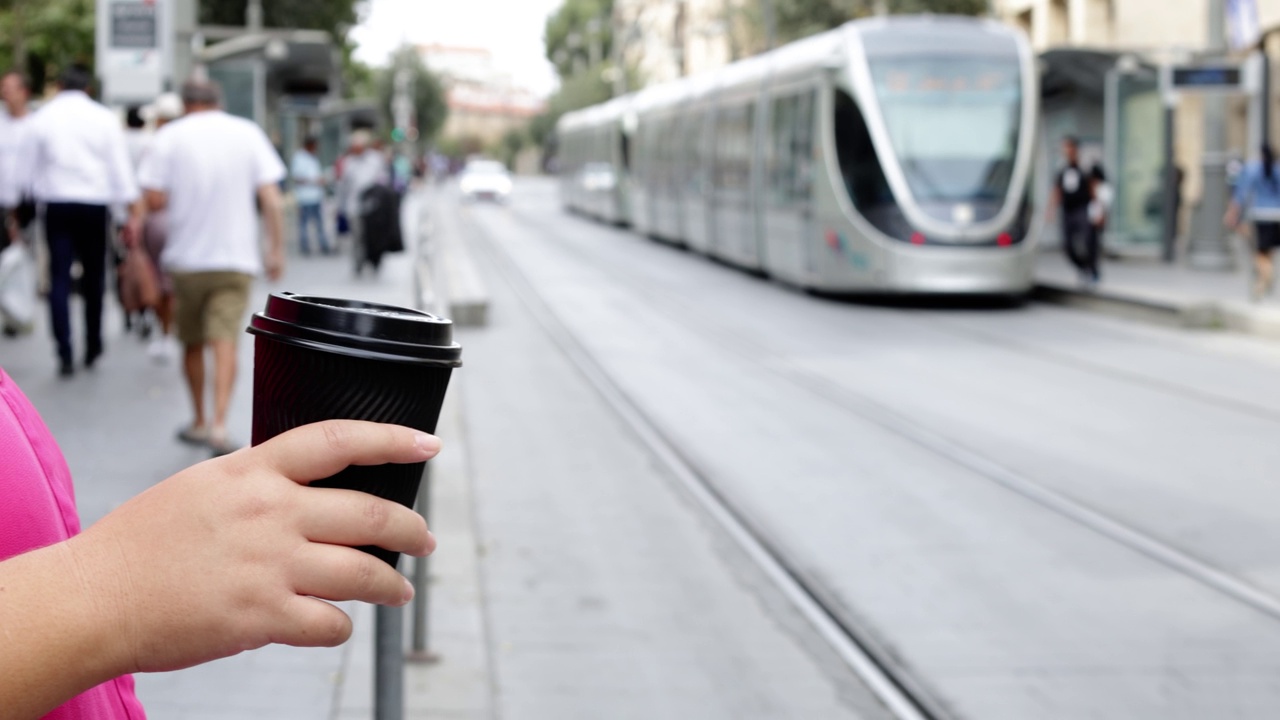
top-left (137, 79), bottom-right (286, 456)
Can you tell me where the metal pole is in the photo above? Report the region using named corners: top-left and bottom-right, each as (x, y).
top-left (1162, 103), bottom-right (1178, 263)
top-left (612, 8), bottom-right (628, 97)
top-left (246, 0), bottom-right (263, 32)
top-left (1187, 0), bottom-right (1235, 269)
top-left (374, 604), bottom-right (404, 720)
top-left (1262, 36), bottom-right (1272, 147)
top-left (407, 463), bottom-right (438, 663)
top-left (761, 0), bottom-right (776, 51)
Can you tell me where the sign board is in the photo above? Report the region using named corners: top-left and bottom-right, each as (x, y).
top-left (1171, 66), bottom-right (1243, 90)
top-left (96, 0), bottom-right (172, 105)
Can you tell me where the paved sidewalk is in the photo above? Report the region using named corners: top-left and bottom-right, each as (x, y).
top-left (0, 186), bottom-right (460, 719)
top-left (1034, 248), bottom-right (1280, 338)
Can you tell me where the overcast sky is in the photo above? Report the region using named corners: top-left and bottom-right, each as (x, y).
top-left (350, 0), bottom-right (565, 97)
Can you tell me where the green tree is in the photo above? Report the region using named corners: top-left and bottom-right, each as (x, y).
top-left (377, 47), bottom-right (448, 144)
top-left (0, 0), bottom-right (96, 91)
top-left (199, 0), bottom-right (362, 35)
top-left (527, 66), bottom-right (615, 149)
top-left (544, 0), bottom-right (613, 80)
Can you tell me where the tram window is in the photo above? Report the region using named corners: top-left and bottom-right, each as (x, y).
top-left (834, 88), bottom-right (913, 240)
top-left (715, 103), bottom-right (752, 192)
top-left (770, 90), bottom-right (816, 205)
top-left (685, 110), bottom-right (704, 193)
top-left (834, 89), bottom-right (893, 210)
top-left (620, 127), bottom-right (632, 173)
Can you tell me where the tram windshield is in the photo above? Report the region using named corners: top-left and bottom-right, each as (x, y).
top-left (868, 56), bottom-right (1021, 208)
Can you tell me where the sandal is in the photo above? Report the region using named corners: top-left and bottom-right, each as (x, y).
top-left (208, 430), bottom-right (240, 458)
top-left (177, 425), bottom-right (209, 446)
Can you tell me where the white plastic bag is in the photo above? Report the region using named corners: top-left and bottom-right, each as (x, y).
top-left (0, 243), bottom-right (37, 334)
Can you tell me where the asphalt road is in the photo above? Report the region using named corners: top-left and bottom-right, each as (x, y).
top-left (458, 177), bottom-right (1280, 720)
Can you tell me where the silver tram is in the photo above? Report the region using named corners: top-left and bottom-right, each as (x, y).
top-left (556, 16), bottom-right (1040, 295)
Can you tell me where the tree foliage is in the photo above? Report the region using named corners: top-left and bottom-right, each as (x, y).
top-left (199, 0), bottom-right (363, 36)
top-left (0, 0), bottom-right (96, 91)
top-left (544, 0), bottom-right (613, 80)
top-left (528, 66), bottom-right (614, 148)
top-left (377, 47), bottom-right (448, 144)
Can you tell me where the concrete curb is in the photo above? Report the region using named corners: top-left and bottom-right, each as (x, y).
top-left (1033, 280), bottom-right (1280, 339)
top-left (416, 190), bottom-right (490, 327)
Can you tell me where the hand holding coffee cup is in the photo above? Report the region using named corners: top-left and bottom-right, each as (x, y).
top-left (248, 292), bottom-right (462, 566)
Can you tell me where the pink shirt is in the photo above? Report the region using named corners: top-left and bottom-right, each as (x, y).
top-left (0, 368), bottom-right (146, 719)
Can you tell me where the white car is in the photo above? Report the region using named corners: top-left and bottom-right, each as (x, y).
top-left (459, 160), bottom-right (513, 203)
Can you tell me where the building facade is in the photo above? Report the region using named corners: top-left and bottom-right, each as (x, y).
top-left (418, 44), bottom-right (546, 145)
top-left (614, 0), bottom-right (748, 87)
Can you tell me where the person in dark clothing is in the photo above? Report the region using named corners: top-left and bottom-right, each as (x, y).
top-left (1046, 136), bottom-right (1098, 285)
top-left (25, 65), bottom-right (140, 377)
top-left (1226, 144), bottom-right (1280, 300)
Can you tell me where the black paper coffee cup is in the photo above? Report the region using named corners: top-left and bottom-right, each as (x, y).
top-left (248, 292), bottom-right (462, 567)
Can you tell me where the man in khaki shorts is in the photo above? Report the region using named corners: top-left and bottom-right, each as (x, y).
top-left (138, 79), bottom-right (285, 456)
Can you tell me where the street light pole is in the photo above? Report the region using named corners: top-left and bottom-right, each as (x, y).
top-left (761, 0), bottom-right (776, 51)
top-left (1187, 0), bottom-right (1235, 270)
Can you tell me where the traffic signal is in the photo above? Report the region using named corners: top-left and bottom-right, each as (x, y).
top-left (391, 127), bottom-right (406, 143)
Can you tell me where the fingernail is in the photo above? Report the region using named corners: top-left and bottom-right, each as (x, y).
top-left (414, 433), bottom-right (441, 455)
top-left (401, 578), bottom-right (415, 605)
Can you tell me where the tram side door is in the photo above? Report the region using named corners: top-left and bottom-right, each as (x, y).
top-left (763, 88), bottom-right (817, 283)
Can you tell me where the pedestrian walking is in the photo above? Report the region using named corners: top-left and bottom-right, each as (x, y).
top-left (1046, 136), bottom-right (1099, 286)
top-left (290, 135), bottom-right (332, 256)
top-left (0, 70), bottom-right (35, 252)
top-left (336, 130), bottom-right (388, 276)
top-left (24, 65), bottom-right (140, 377)
top-left (134, 92), bottom-right (184, 362)
top-left (136, 79), bottom-right (286, 457)
top-left (1225, 143), bottom-right (1280, 301)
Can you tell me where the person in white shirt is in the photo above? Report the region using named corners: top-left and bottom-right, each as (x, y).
top-left (137, 79), bottom-right (286, 457)
top-left (0, 70), bottom-right (35, 339)
top-left (0, 70), bottom-right (34, 250)
top-left (25, 65), bottom-right (140, 377)
top-left (290, 135), bottom-right (330, 256)
top-left (336, 130), bottom-right (388, 275)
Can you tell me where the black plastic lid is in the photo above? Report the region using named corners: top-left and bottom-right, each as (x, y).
top-left (247, 292), bottom-right (462, 367)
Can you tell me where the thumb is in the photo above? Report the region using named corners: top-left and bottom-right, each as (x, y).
top-left (252, 420), bottom-right (440, 483)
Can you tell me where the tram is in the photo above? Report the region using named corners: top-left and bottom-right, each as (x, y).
top-left (556, 15), bottom-right (1040, 295)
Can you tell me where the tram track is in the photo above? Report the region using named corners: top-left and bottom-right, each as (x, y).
top-left (471, 197), bottom-right (1280, 629)
top-left (457, 200), bottom-right (947, 720)
top-left (456, 192), bottom-right (1280, 720)
top-left (563, 200), bottom-right (1280, 428)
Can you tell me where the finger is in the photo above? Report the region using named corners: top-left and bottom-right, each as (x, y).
top-left (290, 543), bottom-right (415, 607)
top-left (296, 487), bottom-right (434, 557)
top-left (256, 420), bottom-right (440, 483)
top-left (275, 595), bottom-right (353, 648)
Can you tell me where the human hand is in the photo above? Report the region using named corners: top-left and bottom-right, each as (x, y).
top-left (121, 217), bottom-right (142, 248)
top-left (68, 420), bottom-right (438, 675)
top-left (265, 246), bottom-right (285, 281)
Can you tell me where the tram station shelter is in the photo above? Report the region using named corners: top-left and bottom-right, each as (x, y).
top-left (1035, 43), bottom-right (1276, 260)
top-left (199, 29), bottom-right (380, 168)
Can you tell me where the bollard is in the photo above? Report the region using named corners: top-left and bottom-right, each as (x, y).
top-left (407, 462), bottom-right (439, 663)
top-left (373, 604), bottom-right (404, 720)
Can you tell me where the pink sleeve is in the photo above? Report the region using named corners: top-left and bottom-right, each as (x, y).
top-left (0, 368), bottom-right (147, 720)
